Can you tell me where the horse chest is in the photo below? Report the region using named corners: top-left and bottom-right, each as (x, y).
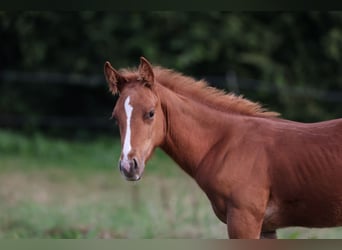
top-left (207, 195), bottom-right (228, 223)
top-left (194, 175), bottom-right (228, 223)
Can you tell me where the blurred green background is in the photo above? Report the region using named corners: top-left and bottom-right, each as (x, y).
top-left (0, 11), bottom-right (341, 238)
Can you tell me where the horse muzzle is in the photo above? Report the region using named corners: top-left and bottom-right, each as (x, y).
top-left (119, 158), bottom-right (142, 181)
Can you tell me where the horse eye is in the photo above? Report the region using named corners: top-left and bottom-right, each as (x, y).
top-left (147, 110), bottom-right (155, 119)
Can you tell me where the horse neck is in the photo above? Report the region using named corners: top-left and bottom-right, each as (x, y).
top-left (157, 84), bottom-right (233, 177)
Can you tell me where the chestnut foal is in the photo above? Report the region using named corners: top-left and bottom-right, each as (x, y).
top-left (104, 57), bottom-right (342, 239)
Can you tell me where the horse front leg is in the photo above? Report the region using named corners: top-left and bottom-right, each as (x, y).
top-left (226, 188), bottom-right (270, 239)
top-left (226, 206), bottom-right (264, 239)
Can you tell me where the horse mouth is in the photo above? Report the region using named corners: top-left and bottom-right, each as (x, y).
top-left (124, 175), bottom-right (141, 182)
top-left (119, 169), bottom-right (142, 182)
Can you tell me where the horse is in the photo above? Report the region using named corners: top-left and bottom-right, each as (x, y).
top-left (104, 57), bottom-right (342, 239)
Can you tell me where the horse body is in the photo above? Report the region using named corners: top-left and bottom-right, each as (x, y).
top-left (267, 119), bottom-right (342, 229)
top-left (104, 57), bottom-right (342, 239)
top-left (215, 119), bottom-right (342, 236)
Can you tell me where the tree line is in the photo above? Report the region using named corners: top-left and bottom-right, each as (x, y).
top-left (0, 12), bottom-right (341, 135)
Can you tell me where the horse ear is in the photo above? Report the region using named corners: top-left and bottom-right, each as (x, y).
top-left (138, 57), bottom-right (154, 88)
top-left (104, 61), bottom-right (126, 94)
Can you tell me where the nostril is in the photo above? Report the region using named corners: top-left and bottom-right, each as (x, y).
top-left (132, 158), bottom-right (138, 170)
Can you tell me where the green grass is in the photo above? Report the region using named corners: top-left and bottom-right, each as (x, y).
top-left (1, 129), bottom-right (342, 239)
top-left (0, 130), bottom-right (226, 238)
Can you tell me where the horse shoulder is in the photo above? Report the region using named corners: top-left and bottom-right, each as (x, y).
top-left (194, 122), bottom-right (275, 224)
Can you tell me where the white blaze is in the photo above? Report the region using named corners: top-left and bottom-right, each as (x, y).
top-left (123, 96), bottom-right (133, 161)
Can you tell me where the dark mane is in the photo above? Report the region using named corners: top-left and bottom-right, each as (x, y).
top-left (119, 67), bottom-right (279, 118)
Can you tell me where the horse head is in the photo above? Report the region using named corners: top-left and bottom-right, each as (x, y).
top-left (104, 57), bottom-right (165, 181)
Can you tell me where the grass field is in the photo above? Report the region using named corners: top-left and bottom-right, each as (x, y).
top-left (1, 129), bottom-right (342, 239)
